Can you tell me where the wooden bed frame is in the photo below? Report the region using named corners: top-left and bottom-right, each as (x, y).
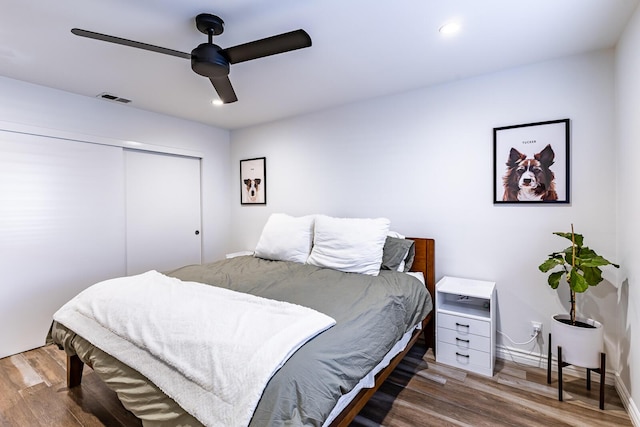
top-left (328, 237), bottom-right (435, 426)
top-left (66, 237), bottom-right (436, 426)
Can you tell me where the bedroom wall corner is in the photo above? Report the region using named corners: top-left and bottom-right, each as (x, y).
top-left (615, 1), bottom-right (640, 422)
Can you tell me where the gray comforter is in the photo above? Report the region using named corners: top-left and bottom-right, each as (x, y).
top-left (49, 256), bottom-right (432, 426)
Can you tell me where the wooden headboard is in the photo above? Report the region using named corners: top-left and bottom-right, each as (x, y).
top-left (407, 237), bottom-right (435, 351)
top-left (407, 237), bottom-right (436, 299)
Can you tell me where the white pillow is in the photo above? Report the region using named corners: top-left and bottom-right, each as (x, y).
top-left (387, 231), bottom-right (405, 239)
top-left (254, 214), bottom-right (315, 263)
top-left (307, 215), bottom-right (391, 276)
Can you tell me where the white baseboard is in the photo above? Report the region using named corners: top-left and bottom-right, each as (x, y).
top-left (497, 345), bottom-right (639, 426)
top-left (614, 376), bottom-right (640, 427)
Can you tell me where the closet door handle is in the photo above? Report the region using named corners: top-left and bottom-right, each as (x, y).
top-left (195, 230), bottom-right (200, 235)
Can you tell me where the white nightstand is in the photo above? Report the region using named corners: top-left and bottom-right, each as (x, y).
top-left (435, 276), bottom-right (496, 377)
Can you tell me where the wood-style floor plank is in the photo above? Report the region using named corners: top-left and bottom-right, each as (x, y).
top-left (0, 340), bottom-right (632, 427)
top-left (355, 341), bottom-right (632, 427)
top-left (0, 346), bottom-right (140, 427)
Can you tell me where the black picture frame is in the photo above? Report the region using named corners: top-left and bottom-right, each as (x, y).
top-left (493, 119), bottom-right (570, 204)
top-left (240, 157), bottom-right (266, 205)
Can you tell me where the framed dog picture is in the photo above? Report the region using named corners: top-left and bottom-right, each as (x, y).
top-left (493, 119), bottom-right (570, 204)
top-left (240, 157), bottom-right (266, 205)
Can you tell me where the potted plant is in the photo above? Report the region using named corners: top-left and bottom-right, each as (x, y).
top-left (538, 224), bottom-right (619, 368)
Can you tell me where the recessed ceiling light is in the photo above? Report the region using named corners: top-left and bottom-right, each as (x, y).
top-left (212, 99), bottom-right (224, 106)
top-left (439, 22), bottom-right (461, 35)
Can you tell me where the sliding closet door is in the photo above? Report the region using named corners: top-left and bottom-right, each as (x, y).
top-left (0, 131), bottom-right (126, 358)
top-left (125, 149), bottom-right (202, 275)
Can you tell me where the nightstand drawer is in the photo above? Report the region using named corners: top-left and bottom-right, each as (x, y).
top-left (438, 312), bottom-right (491, 337)
top-left (437, 326), bottom-right (491, 351)
top-left (437, 341), bottom-right (491, 373)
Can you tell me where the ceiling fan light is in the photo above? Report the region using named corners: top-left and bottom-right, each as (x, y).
top-left (212, 99), bottom-right (224, 106)
top-left (439, 22), bottom-right (461, 35)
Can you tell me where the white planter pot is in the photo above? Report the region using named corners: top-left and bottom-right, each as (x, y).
top-left (551, 314), bottom-right (604, 369)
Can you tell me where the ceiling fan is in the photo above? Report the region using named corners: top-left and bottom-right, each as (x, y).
top-left (71, 13), bottom-right (312, 104)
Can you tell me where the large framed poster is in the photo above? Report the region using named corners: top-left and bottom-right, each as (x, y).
top-left (493, 119), bottom-right (570, 204)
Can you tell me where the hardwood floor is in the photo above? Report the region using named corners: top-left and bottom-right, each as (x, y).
top-left (0, 340), bottom-right (632, 426)
top-left (0, 345), bottom-right (141, 426)
top-left (355, 341), bottom-right (631, 427)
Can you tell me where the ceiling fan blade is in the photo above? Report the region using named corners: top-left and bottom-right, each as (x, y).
top-left (71, 28), bottom-right (191, 60)
top-left (221, 29), bottom-right (311, 64)
top-left (209, 77), bottom-right (238, 104)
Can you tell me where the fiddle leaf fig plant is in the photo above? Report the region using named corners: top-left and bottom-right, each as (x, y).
top-left (538, 224), bottom-right (619, 325)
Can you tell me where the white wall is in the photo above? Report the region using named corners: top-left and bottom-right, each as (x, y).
top-left (230, 50), bottom-right (622, 370)
top-left (0, 76), bottom-right (232, 262)
top-left (616, 3), bottom-right (640, 420)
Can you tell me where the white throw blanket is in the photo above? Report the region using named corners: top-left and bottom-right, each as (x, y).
top-left (53, 270), bottom-right (336, 427)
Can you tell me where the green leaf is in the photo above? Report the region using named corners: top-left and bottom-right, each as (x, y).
top-left (539, 257), bottom-right (564, 272)
top-left (560, 247), bottom-right (574, 264)
top-left (553, 232), bottom-right (584, 248)
top-left (582, 266), bottom-right (603, 287)
top-left (569, 269), bottom-right (589, 293)
top-left (579, 250), bottom-right (620, 268)
top-left (548, 271), bottom-right (564, 289)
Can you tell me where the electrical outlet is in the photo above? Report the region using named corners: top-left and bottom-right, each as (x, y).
top-left (531, 321), bottom-right (543, 337)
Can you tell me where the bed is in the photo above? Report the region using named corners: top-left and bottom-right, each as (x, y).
top-left (47, 215), bottom-right (435, 427)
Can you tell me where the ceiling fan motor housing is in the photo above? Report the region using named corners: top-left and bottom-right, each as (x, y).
top-left (191, 43), bottom-right (230, 78)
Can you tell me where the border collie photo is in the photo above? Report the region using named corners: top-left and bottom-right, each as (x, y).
top-left (502, 144), bottom-right (558, 201)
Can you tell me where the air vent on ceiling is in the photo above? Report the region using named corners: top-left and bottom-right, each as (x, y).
top-left (96, 92), bottom-right (132, 104)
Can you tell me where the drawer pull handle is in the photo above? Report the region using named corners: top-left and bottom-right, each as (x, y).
top-left (456, 337), bottom-right (470, 343)
top-left (456, 352), bottom-right (470, 358)
top-left (455, 322), bottom-right (470, 328)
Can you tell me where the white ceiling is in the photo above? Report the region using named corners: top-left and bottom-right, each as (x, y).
top-left (0, 0), bottom-right (637, 130)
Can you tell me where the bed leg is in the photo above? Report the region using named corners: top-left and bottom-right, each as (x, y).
top-left (422, 317), bottom-right (435, 351)
top-left (67, 354), bottom-right (84, 388)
